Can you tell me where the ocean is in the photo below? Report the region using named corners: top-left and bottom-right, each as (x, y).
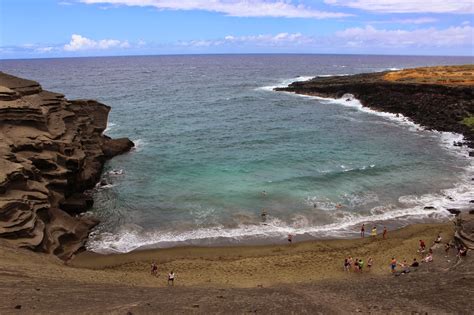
top-left (1, 54), bottom-right (472, 253)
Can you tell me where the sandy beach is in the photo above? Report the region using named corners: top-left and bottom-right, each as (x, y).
top-left (1, 221), bottom-right (473, 313)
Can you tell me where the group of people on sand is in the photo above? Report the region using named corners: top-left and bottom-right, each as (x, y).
top-left (389, 231), bottom-right (470, 275)
top-left (389, 235), bottom-right (438, 275)
top-left (344, 256), bottom-right (374, 272)
top-left (150, 261), bottom-right (175, 286)
top-left (343, 229), bottom-right (469, 275)
top-left (360, 224), bottom-right (387, 239)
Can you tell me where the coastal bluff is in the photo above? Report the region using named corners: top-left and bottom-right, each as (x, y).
top-left (275, 65), bottom-right (474, 148)
top-left (0, 72), bottom-right (133, 259)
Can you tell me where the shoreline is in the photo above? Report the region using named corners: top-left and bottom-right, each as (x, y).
top-left (70, 221), bottom-right (455, 287)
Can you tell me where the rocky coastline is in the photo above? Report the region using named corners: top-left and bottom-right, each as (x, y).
top-left (275, 66), bottom-right (474, 150)
top-left (0, 72), bottom-right (133, 259)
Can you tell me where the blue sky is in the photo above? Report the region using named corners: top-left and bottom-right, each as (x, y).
top-left (0, 0), bottom-right (473, 58)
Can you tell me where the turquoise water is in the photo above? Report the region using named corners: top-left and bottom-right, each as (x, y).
top-left (1, 55), bottom-right (472, 252)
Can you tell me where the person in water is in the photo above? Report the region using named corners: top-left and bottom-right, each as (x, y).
top-left (261, 209), bottom-right (267, 222)
top-left (361, 224), bottom-right (365, 238)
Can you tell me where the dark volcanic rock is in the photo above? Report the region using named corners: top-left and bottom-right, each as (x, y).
top-left (0, 71), bottom-right (134, 259)
top-left (275, 70), bottom-right (474, 147)
top-left (446, 208), bottom-right (461, 215)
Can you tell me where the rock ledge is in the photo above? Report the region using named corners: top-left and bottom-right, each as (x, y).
top-left (0, 71), bottom-right (134, 259)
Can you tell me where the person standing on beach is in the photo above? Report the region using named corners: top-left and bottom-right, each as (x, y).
top-left (383, 226), bottom-right (387, 239)
top-left (168, 271), bottom-right (175, 286)
top-left (151, 261), bottom-right (158, 277)
top-left (358, 259), bottom-right (364, 272)
top-left (361, 224), bottom-right (365, 238)
top-left (288, 234), bottom-right (293, 245)
top-left (419, 240), bottom-right (426, 255)
top-left (390, 257), bottom-right (397, 273)
top-left (367, 257), bottom-right (373, 271)
top-left (344, 258), bottom-right (350, 271)
top-left (371, 226), bottom-right (377, 238)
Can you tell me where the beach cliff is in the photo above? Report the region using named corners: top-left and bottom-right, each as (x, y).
top-left (275, 65), bottom-right (474, 149)
top-left (0, 71), bottom-right (133, 259)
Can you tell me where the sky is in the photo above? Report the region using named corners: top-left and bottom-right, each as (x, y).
top-left (0, 0), bottom-right (473, 59)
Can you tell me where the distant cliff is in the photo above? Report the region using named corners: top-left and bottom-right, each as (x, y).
top-left (275, 65), bottom-right (474, 149)
top-left (0, 72), bottom-right (134, 259)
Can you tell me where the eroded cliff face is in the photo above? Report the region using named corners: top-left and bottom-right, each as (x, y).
top-left (0, 72), bottom-right (134, 259)
top-left (275, 70), bottom-right (474, 148)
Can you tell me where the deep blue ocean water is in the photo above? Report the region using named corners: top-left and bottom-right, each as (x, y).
top-left (1, 54), bottom-right (472, 253)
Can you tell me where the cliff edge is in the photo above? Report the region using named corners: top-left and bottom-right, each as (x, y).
top-left (0, 72), bottom-right (134, 259)
top-left (275, 65), bottom-right (474, 148)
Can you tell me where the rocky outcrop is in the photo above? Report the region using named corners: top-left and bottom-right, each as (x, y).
top-left (275, 69), bottom-right (474, 148)
top-left (454, 213), bottom-right (474, 250)
top-left (0, 71), bottom-right (134, 259)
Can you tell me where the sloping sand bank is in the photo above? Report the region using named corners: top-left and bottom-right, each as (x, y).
top-left (1, 222), bottom-right (472, 314)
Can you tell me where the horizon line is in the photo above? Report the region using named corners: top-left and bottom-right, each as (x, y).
top-left (1, 52), bottom-right (473, 62)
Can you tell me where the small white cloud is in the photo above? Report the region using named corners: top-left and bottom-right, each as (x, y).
top-left (63, 34), bottom-right (130, 51)
top-left (394, 17), bottom-right (438, 25)
top-left (325, 0), bottom-right (473, 14)
top-left (35, 47), bottom-right (55, 53)
top-left (80, 0), bottom-right (351, 19)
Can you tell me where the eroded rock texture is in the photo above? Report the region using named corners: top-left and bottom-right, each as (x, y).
top-left (0, 72), bottom-right (133, 259)
top-left (455, 213), bottom-right (474, 250)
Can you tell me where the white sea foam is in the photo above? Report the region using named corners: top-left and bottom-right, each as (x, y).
top-left (104, 122), bottom-right (116, 134)
top-left (256, 76), bottom-right (314, 91)
top-left (132, 139), bottom-right (146, 152)
top-left (89, 172), bottom-right (473, 253)
top-left (87, 195), bottom-right (458, 253)
top-left (108, 169), bottom-right (124, 176)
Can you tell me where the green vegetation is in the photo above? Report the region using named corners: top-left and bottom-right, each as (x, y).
top-left (461, 116), bottom-right (474, 130)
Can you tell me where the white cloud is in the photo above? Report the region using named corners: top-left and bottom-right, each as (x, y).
top-left (179, 25), bottom-right (474, 51)
top-left (325, 0), bottom-right (473, 14)
top-left (35, 47), bottom-right (55, 53)
top-left (80, 0), bottom-right (351, 19)
top-left (63, 34), bottom-right (130, 51)
top-left (335, 25), bottom-right (474, 48)
top-left (179, 32), bottom-right (315, 47)
top-left (393, 17), bottom-right (438, 25)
